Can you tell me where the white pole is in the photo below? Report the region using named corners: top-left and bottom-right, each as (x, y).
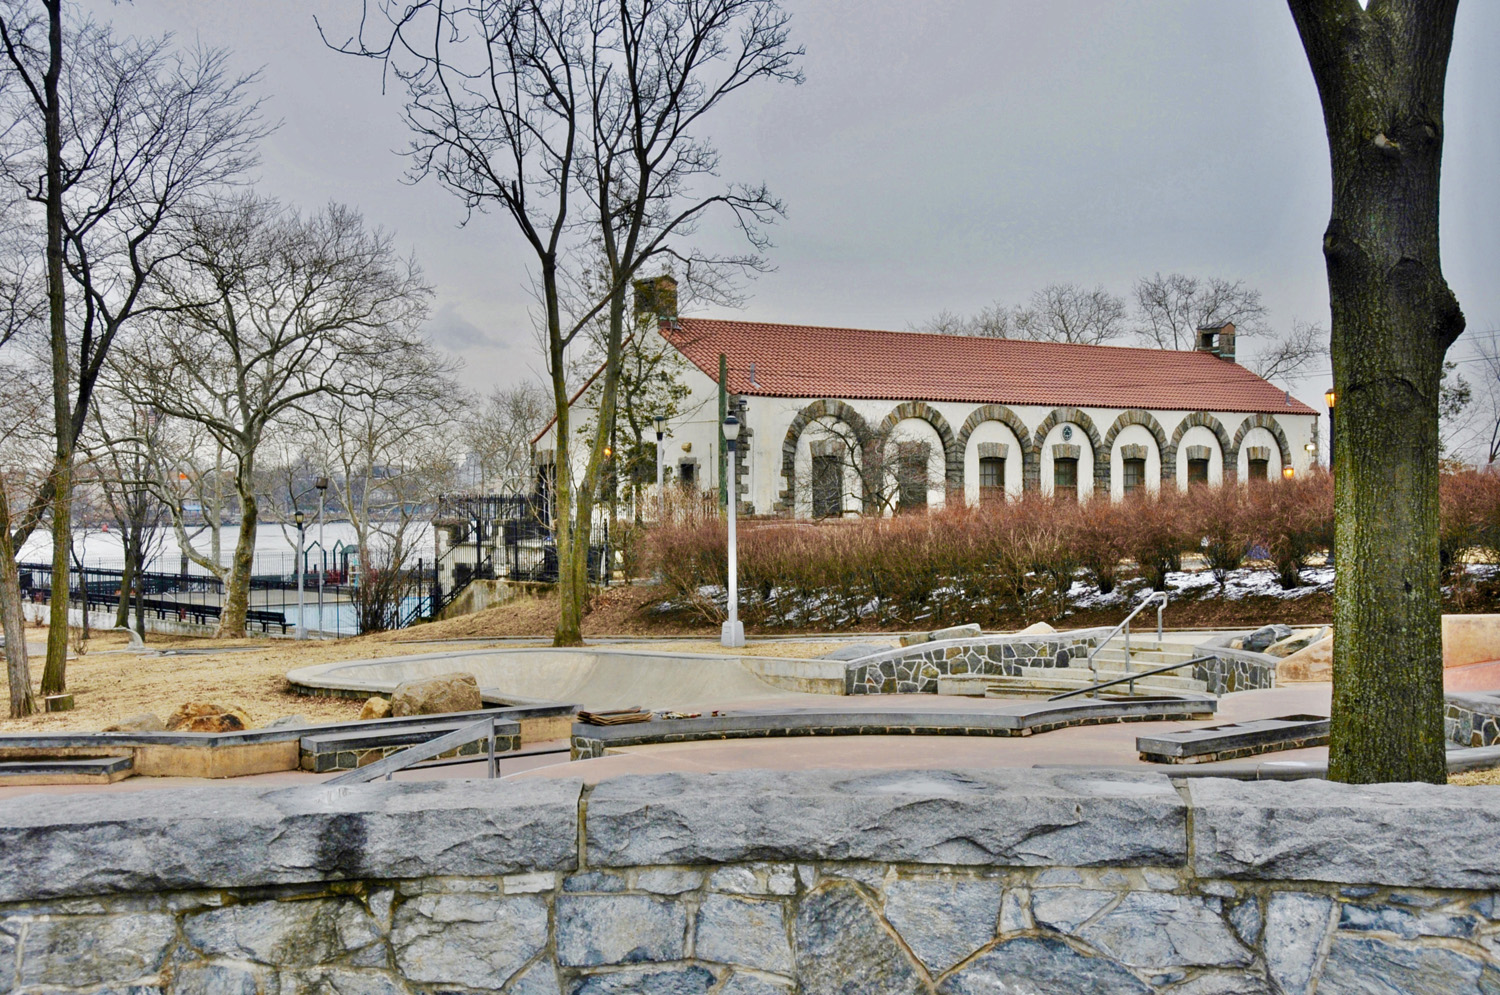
top-left (656, 428), bottom-right (665, 522)
top-left (295, 522), bottom-right (306, 641)
top-left (721, 435), bottom-right (744, 648)
top-left (317, 501), bottom-right (325, 637)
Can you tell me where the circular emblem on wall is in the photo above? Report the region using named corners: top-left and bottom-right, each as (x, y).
top-left (1061, 425), bottom-right (1073, 441)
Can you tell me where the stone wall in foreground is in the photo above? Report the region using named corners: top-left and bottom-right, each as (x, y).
top-left (4, 770), bottom-right (1500, 993)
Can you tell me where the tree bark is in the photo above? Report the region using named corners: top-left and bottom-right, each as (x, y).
top-left (218, 492), bottom-right (256, 638)
top-left (1287, 0), bottom-right (1465, 783)
top-left (39, 0), bottom-right (69, 697)
top-left (114, 538), bottom-right (134, 630)
top-left (0, 485), bottom-right (34, 717)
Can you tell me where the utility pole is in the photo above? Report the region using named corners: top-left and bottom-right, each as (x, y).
top-left (718, 353), bottom-right (728, 510)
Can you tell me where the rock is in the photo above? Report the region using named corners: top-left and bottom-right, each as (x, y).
top-left (1266, 630), bottom-right (1322, 658)
top-left (931, 623), bottom-right (982, 642)
top-left (1164, 975), bottom-right (1271, 995)
top-left (390, 672), bottom-right (481, 717)
top-left (508, 960), bottom-right (565, 995)
top-left (721, 975), bottom-right (794, 995)
top-left (185, 897), bottom-right (382, 966)
top-left (1228, 637), bottom-right (1245, 650)
top-left (101, 712), bottom-right (164, 733)
top-left (636, 869), bottom-right (703, 895)
top-left (936, 936), bottom-right (1151, 995)
top-left (1277, 637), bottom-right (1332, 683)
top-left (391, 893), bottom-right (549, 989)
top-left (1262, 892), bottom-right (1335, 995)
top-left (819, 643), bottom-right (889, 661)
top-left (1318, 933), bottom-right (1500, 994)
top-left (170, 962), bottom-right (266, 995)
top-left (572, 967), bottom-right (717, 995)
top-left (1030, 888), bottom-right (1116, 933)
top-left (882, 874), bottom-right (1003, 974)
top-left (360, 696), bottom-right (392, 720)
top-left (263, 715), bottom-right (310, 729)
top-left (1241, 624), bottom-right (1292, 653)
top-left (695, 893), bottom-right (794, 974)
top-left (17, 913), bottom-right (177, 988)
top-left (1078, 892), bottom-right (1251, 968)
top-left (898, 632), bottom-right (932, 647)
top-left (281, 967), bottom-right (410, 995)
top-left (795, 882), bottom-right (924, 995)
top-left (555, 894), bottom-right (687, 967)
top-left (166, 702), bottom-right (253, 732)
top-left (1016, 621), bottom-right (1056, 635)
top-left (584, 769), bottom-right (1185, 870)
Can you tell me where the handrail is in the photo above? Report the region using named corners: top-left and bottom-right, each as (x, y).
top-left (1086, 590), bottom-right (1169, 690)
top-left (1048, 656), bottom-right (1214, 701)
top-left (323, 717), bottom-right (501, 785)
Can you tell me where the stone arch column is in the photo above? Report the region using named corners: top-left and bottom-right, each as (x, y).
top-left (878, 401), bottom-right (961, 492)
top-left (1100, 409), bottom-right (1168, 494)
top-left (776, 399), bottom-right (874, 516)
top-left (1231, 413), bottom-right (1293, 472)
top-left (1164, 412), bottom-right (1234, 484)
top-left (1029, 407), bottom-right (1104, 494)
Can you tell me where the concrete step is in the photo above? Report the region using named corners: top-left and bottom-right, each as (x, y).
top-left (299, 718), bottom-right (522, 773)
top-left (0, 754), bottom-right (134, 786)
top-left (940, 671), bottom-right (1207, 698)
top-left (1018, 665), bottom-right (1207, 692)
top-left (1137, 714), bottom-right (1330, 764)
top-left (1089, 646), bottom-right (1201, 666)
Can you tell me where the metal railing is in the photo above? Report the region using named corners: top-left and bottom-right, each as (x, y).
top-left (1085, 590), bottom-right (1169, 690)
top-left (323, 717), bottom-right (503, 785)
top-left (1049, 656), bottom-right (1214, 701)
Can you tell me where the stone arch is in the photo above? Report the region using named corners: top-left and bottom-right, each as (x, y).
top-left (956, 404), bottom-right (1032, 498)
top-left (1100, 410), bottom-right (1168, 494)
top-left (776, 399), bottom-right (875, 515)
top-left (875, 401), bottom-right (960, 491)
top-left (1231, 413), bottom-right (1293, 472)
top-left (1164, 412), bottom-right (1234, 484)
top-left (1029, 407), bottom-right (1104, 494)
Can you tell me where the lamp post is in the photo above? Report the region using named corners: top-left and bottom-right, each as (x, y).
top-left (314, 476), bottom-right (328, 637)
top-left (653, 413), bottom-right (666, 522)
top-left (294, 510), bottom-right (306, 641)
top-left (721, 413), bottom-right (744, 647)
top-left (1324, 388), bottom-right (1337, 469)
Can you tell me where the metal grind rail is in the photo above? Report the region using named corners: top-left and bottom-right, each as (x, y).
top-left (1048, 656), bottom-right (1216, 701)
top-left (1085, 590), bottom-right (1169, 687)
top-left (324, 717), bottom-right (505, 785)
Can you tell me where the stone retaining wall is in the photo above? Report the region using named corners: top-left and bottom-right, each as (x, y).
top-left (1446, 691), bottom-right (1500, 748)
top-left (844, 629), bottom-right (1110, 694)
top-left (1191, 645), bottom-right (1279, 696)
top-left (5, 770), bottom-right (1500, 993)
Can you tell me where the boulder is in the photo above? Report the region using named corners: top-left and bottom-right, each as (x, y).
top-left (1242, 624), bottom-right (1293, 654)
top-left (1016, 622), bottom-right (1057, 636)
top-left (1266, 630), bottom-right (1321, 659)
top-left (166, 702), bottom-right (253, 733)
top-left (819, 643), bottom-right (890, 662)
top-left (1277, 636), bottom-right (1333, 683)
top-left (899, 632), bottom-right (932, 648)
top-left (360, 696), bottom-right (392, 721)
top-left (102, 712), bottom-right (165, 733)
top-left (931, 623), bottom-right (983, 642)
top-left (390, 672), bottom-right (482, 717)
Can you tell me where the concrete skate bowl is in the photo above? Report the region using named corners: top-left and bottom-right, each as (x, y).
top-left (286, 648), bottom-right (845, 713)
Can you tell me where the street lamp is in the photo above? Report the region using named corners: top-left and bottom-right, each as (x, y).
top-left (720, 412), bottom-right (744, 648)
top-left (653, 413), bottom-right (666, 522)
top-left (294, 510), bottom-right (306, 641)
top-left (1324, 388), bottom-right (1337, 468)
top-left (314, 476), bottom-right (329, 637)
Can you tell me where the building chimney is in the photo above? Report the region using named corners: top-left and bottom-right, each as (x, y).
top-left (1196, 322), bottom-right (1236, 362)
top-left (633, 274), bottom-right (678, 323)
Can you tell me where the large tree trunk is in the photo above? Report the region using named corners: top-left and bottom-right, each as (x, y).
top-left (0, 486), bottom-right (34, 717)
top-left (218, 492), bottom-right (257, 638)
top-left (1287, 0), bottom-right (1464, 784)
top-left (39, 0), bottom-right (69, 697)
top-left (114, 535), bottom-right (134, 630)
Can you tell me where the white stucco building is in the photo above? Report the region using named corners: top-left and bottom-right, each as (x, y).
top-left (536, 296), bottom-right (1320, 520)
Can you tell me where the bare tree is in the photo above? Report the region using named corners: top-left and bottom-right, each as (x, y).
top-left (0, 8), bottom-right (265, 692)
top-left (1133, 272), bottom-right (1271, 350)
top-left (116, 196), bottom-right (431, 637)
top-left (1248, 318), bottom-right (1325, 385)
top-left (0, 360), bottom-right (46, 716)
top-left (463, 382), bottom-right (551, 496)
top-left (1014, 283), bottom-right (1128, 346)
top-left (1287, 0), bottom-right (1465, 784)
top-left (83, 398), bottom-right (168, 636)
top-left (328, 0), bottom-right (801, 646)
top-left (914, 301), bottom-right (1015, 338)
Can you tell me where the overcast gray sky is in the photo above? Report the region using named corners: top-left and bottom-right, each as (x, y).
top-left (84, 1), bottom-right (1498, 416)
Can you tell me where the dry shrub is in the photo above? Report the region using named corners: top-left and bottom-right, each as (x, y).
top-left (1244, 471), bottom-right (1334, 589)
top-left (1189, 484), bottom-right (1250, 587)
top-left (1073, 497), bottom-right (1128, 595)
top-left (1119, 489), bottom-right (1189, 591)
top-left (1440, 470), bottom-right (1500, 601)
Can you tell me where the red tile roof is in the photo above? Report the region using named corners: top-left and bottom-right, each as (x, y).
top-left (663, 318), bottom-right (1317, 416)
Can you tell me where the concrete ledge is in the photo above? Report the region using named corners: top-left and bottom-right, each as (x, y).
top-left (584, 768), bottom-right (1187, 869)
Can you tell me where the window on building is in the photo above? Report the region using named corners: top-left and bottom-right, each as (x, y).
top-left (1054, 458), bottom-right (1078, 502)
top-left (811, 454), bottom-right (842, 518)
top-left (979, 457), bottom-right (1005, 503)
top-left (1187, 458), bottom-right (1210, 486)
top-left (1122, 458), bottom-right (1146, 494)
top-left (896, 443), bottom-right (929, 513)
top-left (678, 462), bottom-right (697, 490)
top-left (1247, 458), bottom-right (1269, 481)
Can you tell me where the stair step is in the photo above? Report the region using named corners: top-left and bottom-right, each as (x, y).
top-left (1018, 666), bottom-right (1206, 691)
top-left (0, 754), bottom-right (134, 785)
top-left (299, 718), bottom-right (522, 773)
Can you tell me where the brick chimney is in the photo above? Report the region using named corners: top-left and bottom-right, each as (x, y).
top-left (633, 274), bottom-right (678, 322)
top-left (1197, 322), bottom-right (1236, 362)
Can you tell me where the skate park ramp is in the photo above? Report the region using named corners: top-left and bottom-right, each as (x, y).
top-left (287, 648), bottom-right (842, 713)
